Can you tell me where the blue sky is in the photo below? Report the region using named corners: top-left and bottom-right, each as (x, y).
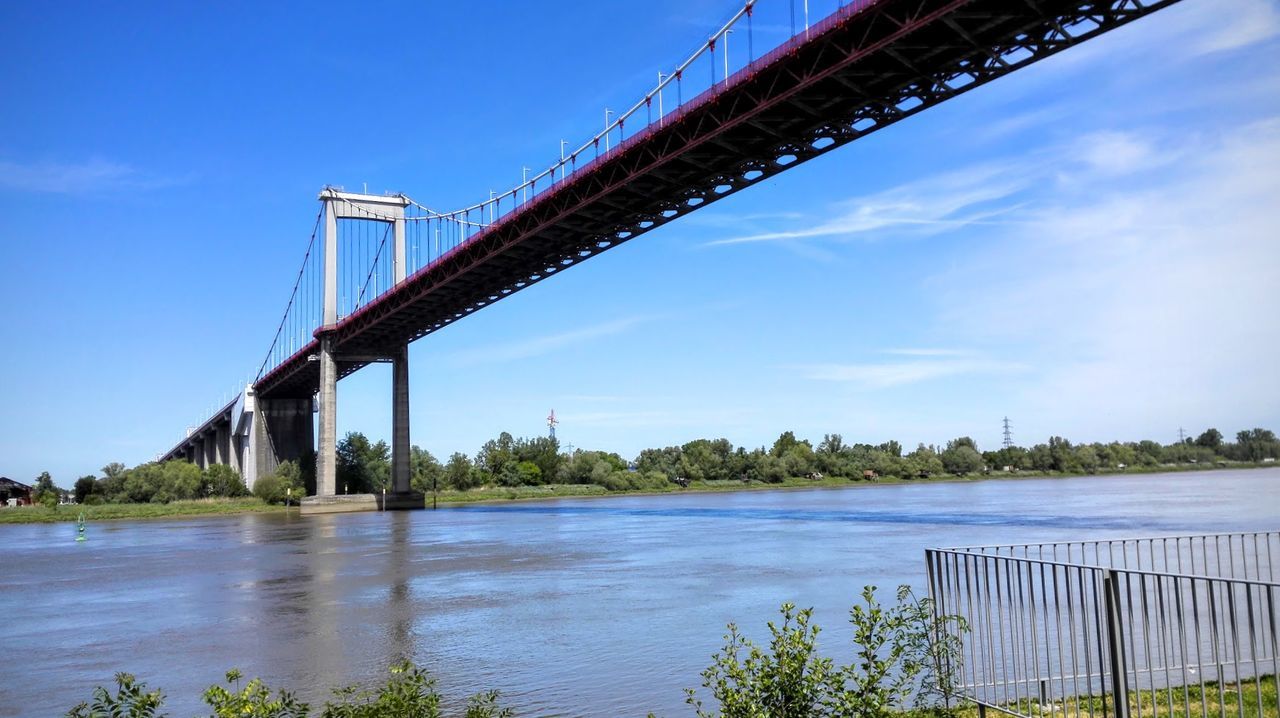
top-left (2, 0), bottom-right (1278, 484)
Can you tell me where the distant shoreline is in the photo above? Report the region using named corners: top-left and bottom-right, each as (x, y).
top-left (2, 462), bottom-right (1274, 525)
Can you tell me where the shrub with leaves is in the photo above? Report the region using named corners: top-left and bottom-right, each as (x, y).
top-left (66, 672), bottom-right (166, 718)
top-left (686, 585), bottom-right (967, 718)
top-left (321, 660), bottom-right (441, 718)
top-left (687, 602), bottom-right (840, 718)
top-left (203, 669), bottom-right (308, 718)
top-left (465, 690), bottom-right (516, 718)
top-left (70, 662), bottom-right (514, 718)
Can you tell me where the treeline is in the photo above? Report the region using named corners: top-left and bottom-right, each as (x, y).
top-left (28, 462), bottom-right (252, 507)
top-left (341, 425), bottom-right (1280, 496)
top-left (24, 426), bottom-right (1279, 506)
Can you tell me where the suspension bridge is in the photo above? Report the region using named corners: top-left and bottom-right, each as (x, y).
top-left (159, 0), bottom-right (1182, 512)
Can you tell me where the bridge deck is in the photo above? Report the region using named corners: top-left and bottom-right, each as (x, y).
top-left (253, 0), bottom-right (1176, 400)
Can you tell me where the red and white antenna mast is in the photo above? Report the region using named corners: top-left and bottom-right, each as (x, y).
top-left (547, 409), bottom-right (558, 440)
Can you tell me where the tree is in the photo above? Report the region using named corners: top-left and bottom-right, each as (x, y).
top-left (1195, 428), bottom-right (1223, 451)
top-left (1047, 436), bottom-right (1078, 472)
top-left (877, 440), bottom-right (903, 458)
top-left (475, 432), bottom-right (516, 482)
top-left (770, 431), bottom-right (809, 458)
top-left (254, 461), bottom-right (303, 504)
top-left (444, 452), bottom-right (478, 490)
top-left (119, 461), bottom-right (202, 503)
top-left (33, 471), bottom-right (58, 503)
top-left (73, 475), bottom-right (99, 504)
top-left (1134, 440), bottom-right (1164, 465)
top-left (202, 464), bottom-right (247, 498)
top-left (99, 463), bottom-right (129, 502)
top-left (1074, 445), bottom-right (1100, 474)
top-left (336, 432), bottom-right (390, 494)
top-left (904, 444), bottom-right (944, 477)
top-left (781, 444), bottom-right (817, 478)
top-left (514, 461), bottom-right (542, 485)
top-left (635, 446), bottom-right (682, 478)
top-left (681, 439), bottom-right (734, 482)
top-left (940, 444), bottom-right (983, 476)
top-left (817, 434), bottom-right (846, 455)
top-left (513, 436), bottom-right (561, 483)
top-left (1235, 428), bottom-right (1280, 462)
top-left (410, 446), bottom-right (444, 495)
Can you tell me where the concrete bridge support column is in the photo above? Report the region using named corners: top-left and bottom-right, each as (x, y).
top-left (215, 425), bottom-right (229, 466)
top-left (203, 435), bottom-right (216, 470)
top-left (317, 332), bottom-right (337, 498)
top-left (229, 433), bottom-right (242, 479)
top-left (252, 396), bottom-right (314, 485)
top-left (381, 343), bottom-right (423, 510)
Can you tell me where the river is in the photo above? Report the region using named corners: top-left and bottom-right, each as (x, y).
top-left (2, 468), bottom-right (1276, 717)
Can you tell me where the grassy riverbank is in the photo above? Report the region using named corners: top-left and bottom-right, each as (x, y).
top-left (0, 497), bottom-right (288, 524)
top-left (2, 463), bottom-right (1273, 524)
top-left (946, 674), bottom-right (1277, 718)
top-left (428, 461), bottom-right (1277, 506)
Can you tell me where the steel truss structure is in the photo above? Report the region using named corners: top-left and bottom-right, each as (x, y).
top-left (256, 0), bottom-right (1178, 399)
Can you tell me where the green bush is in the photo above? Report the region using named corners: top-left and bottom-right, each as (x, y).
top-left (204, 669), bottom-right (307, 718)
top-left (322, 661), bottom-right (439, 718)
top-left (66, 672), bottom-right (164, 718)
top-left (254, 462), bottom-right (304, 505)
top-left (70, 661), bottom-right (512, 718)
top-left (203, 464), bottom-right (248, 498)
top-left (686, 585), bottom-right (967, 718)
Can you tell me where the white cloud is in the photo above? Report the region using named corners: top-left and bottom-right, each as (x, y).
top-left (1074, 131), bottom-right (1165, 176)
top-left (798, 356), bottom-right (1025, 390)
top-left (445, 315), bottom-right (651, 365)
top-left (1184, 0), bottom-right (1280, 55)
top-left (883, 348), bottom-right (975, 357)
top-left (934, 118), bottom-right (1280, 439)
top-left (704, 162), bottom-right (1034, 246)
top-left (0, 158), bottom-right (181, 194)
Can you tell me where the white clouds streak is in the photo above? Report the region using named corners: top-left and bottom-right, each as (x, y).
top-left (705, 162), bottom-right (1033, 246)
top-left (0, 158), bottom-right (182, 194)
top-left (799, 355), bottom-right (1024, 389)
top-left (936, 117), bottom-right (1280, 436)
top-left (445, 315), bottom-right (651, 366)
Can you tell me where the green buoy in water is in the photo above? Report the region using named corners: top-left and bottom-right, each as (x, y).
top-left (75, 513), bottom-right (87, 542)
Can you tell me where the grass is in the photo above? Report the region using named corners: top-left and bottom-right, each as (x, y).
top-left (0, 497), bottom-right (287, 524)
top-left (3, 462), bottom-right (1272, 524)
top-left (949, 675), bottom-right (1278, 718)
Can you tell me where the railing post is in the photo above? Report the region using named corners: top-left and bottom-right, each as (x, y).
top-left (1103, 570), bottom-right (1131, 718)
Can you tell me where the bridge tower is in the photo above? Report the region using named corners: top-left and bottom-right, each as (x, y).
top-left (306, 189), bottom-right (423, 513)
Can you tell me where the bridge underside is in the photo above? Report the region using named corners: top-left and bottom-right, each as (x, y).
top-left (255, 0), bottom-right (1176, 401)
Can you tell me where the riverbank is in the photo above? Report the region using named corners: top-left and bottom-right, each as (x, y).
top-left (0, 497), bottom-right (288, 524)
top-left (427, 461), bottom-right (1278, 506)
top-left (2, 462), bottom-right (1273, 524)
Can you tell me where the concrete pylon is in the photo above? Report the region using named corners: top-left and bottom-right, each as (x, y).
top-left (382, 343), bottom-right (424, 510)
top-left (316, 331), bottom-right (338, 498)
top-left (302, 189), bottom-right (419, 515)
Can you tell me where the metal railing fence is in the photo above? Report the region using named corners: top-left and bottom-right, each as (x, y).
top-left (926, 532), bottom-right (1280, 718)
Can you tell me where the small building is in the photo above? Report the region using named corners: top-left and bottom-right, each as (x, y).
top-left (0, 477), bottom-right (33, 507)
top-left (862, 469), bottom-right (879, 481)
